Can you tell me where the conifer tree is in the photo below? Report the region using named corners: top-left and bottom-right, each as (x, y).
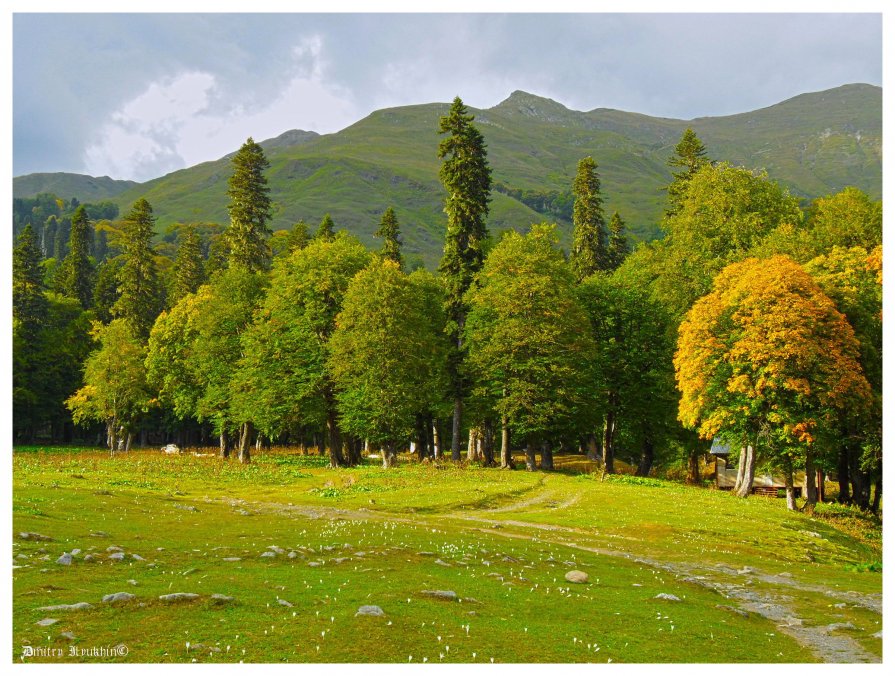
top-left (57, 205), bottom-right (95, 309)
top-left (170, 225), bottom-right (205, 305)
top-left (13, 223), bottom-right (47, 333)
top-left (286, 220), bottom-right (310, 253)
top-left (112, 198), bottom-right (162, 338)
top-left (375, 207), bottom-right (404, 269)
top-left (665, 128), bottom-right (710, 215)
top-left (42, 216), bottom-right (58, 259)
top-left (316, 213), bottom-right (336, 242)
top-left (570, 156), bottom-right (608, 281)
top-left (437, 96), bottom-right (492, 461)
top-left (606, 211), bottom-right (631, 271)
top-left (226, 137), bottom-right (272, 271)
top-left (93, 258), bottom-right (122, 324)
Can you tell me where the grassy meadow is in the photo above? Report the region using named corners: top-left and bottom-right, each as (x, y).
top-left (12, 446), bottom-right (882, 663)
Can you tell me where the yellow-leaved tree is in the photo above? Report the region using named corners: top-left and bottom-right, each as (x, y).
top-left (674, 255), bottom-right (870, 508)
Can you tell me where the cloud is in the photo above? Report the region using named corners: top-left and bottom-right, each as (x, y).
top-left (83, 35), bottom-right (358, 181)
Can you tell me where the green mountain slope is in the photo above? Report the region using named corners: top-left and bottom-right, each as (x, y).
top-left (15, 84), bottom-right (881, 267)
top-left (13, 172), bottom-right (138, 202)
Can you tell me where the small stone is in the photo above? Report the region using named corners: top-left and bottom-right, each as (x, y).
top-left (872, 631), bottom-right (882, 639)
top-left (833, 603), bottom-right (846, 609)
top-left (564, 570), bottom-right (589, 584)
top-left (83, 554), bottom-right (96, 563)
top-left (308, 561), bottom-right (322, 567)
top-left (825, 622), bottom-right (857, 632)
top-left (277, 599), bottom-right (293, 607)
top-left (108, 552), bottom-right (125, 561)
top-left (70, 549), bottom-right (81, 556)
top-left (106, 546), bottom-right (124, 553)
top-left (777, 572), bottom-right (792, 578)
top-left (159, 593), bottom-right (200, 602)
top-left (355, 605), bottom-right (385, 617)
top-left (36, 602), bottom-right (93, 612)
top-left (182, 568), bottom-right (199, 576)
top-left (736, 567), bottom-right (754, 575)
top-left (59, 631), bottom-right (77, 641)
top-left (131, 553), bottom-right (145, 561)
top-left (421, 590), bottom-right (458, 601)
top-left (287, 552), bottom-right (298, 559)
top-left (20, 532), bottom-right (54, 541)
top-left (237, 509), bottom-right (251, 516)
top-left (267, 546), bottom-right (285, 555)
top-left (36, 618), bottom-right (58, 626)
top-left (210, 594), bottom-right (234, 604)
top-left (434, 559), bottom-right (451, 567)
top-left (175, 504), bottom-right (198, 512)
top-left (715, 604), bottom-right (749, 618)
top-left (127, 579), bottom-right (138, 586)
top-left (260, 551), bottom-right (276, 559)
top-left (102, 592), bottom-right (135, 603)
top-left (222, 557), bottom-right (242, 562)
top-left (654, 593), bottom-right (681, 602)
top-left (56, 553), bottom-right (73, 566)
top-left (90, 531), bottom-right (111, 538)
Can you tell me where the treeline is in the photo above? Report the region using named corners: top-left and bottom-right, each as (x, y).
top-left (12, 100), bottom-right (881, 513)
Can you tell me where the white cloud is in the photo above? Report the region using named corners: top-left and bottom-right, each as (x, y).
top-left (83, 36), bottom-right (358, 181)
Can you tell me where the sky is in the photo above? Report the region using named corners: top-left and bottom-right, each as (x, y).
top-left (12, 12), bottom-right (882, 182)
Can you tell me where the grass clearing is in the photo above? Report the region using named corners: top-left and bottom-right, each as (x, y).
top-left (12, 447), bottom-right (881, 663)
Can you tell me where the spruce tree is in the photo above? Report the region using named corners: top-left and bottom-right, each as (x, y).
top-left (53, 217), bottom-right (69, 261)
top-left (665, 128), bottom-right (710, 216)
top-left (112, 198), bottom-right (162, 338)
top-left (57, 205), bottom-right (95, 309)
top-left (316, 213), bottom-right (336, 242)
top-left (226, 137), bottom-right (272, 271)
top-left (606, 211), bottom-right (631, 271)
top-left (375, 207), bottom-right (404, 269)
top-left (569, 156), bottom-right (608, 281)
top-left (170, 225), bottom-right (205, 305)
top-left (42, 216), bottom-right (58, 259)
top-left (93, 258), bottom-right (122, 324)
top-left (13, 223), bottom-right (48, 332)
top-left (286, 220), bottom-right (310, 253)
top-left (437, 96), bottom-right (492, 461)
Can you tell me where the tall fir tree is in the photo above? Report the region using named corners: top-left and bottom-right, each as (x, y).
top-left (112, 198), bottom-right (162, 338)
top-left (606, 211), bottom-right (631, 271)
top-left (53, 217), bottom-right (69, 261)
top-left (375, 207), bottom-right (404, 269)
top-left (57, 205), bottom-right (95, 309)
top-left (665, 128), bottom-right (710, 216)
top-left (13, 223), bottom-right (48, 333)
top-left (93, 258), bottom-right (122, 324)
top-left (226, 137), bottom-right (272, 271)
top-left (170, 225), bottom-right (205, 305)
top-left (286, 220), bottom-right (310, 253)
top-left (42, 216), bottom-right (58, 259)
top-left (569, 156), bottom-right (608, 281)
top-left (437, 96), bottom-right (492, 461)
top-left (316, 213), bottom-right (336, 242)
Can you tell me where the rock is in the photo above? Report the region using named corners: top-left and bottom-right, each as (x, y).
top-left (260, 551), bottom-right (276, 559)
top-left (162, 444), bottom-right (181, 454)
top-left (420, 590), bottom-right (458, 601)
top-left (825, 622), bottom-right (857, 632)
top-left (20, 532), bottom-right (54, 541)
top-left (267, 546), bottom-right (285, 555)
top-left (777, 572), bottom-right (792, 578)
top-left (108, 552), bottom-right (125, 561)
top-left (36, 602), bottom-right (92, 612)
top-left (131, 553), bottom-right (145, 561)
top-left (418, 551), bottom-right (435, 557)
top-left (222, 557), bottom-right (242, 562)
top-left (564, 570), bottom-right (589, 584)
top-left (737, 567), bottom-right (754, 575)
top-left (59, 631), bottom-right (77, 641)
top-left (715, 604), bottom-right (749, 618)
top-left (654, 593), bottom-right (681, 602)
top-left (127, 580), bottom-right (138, 586)
top-left (36, 618), bottom-right (58, 626)
top-left (90, 531), bottom-right (111, 538)
top-left (308, 561), bottom-right (322, 567)
top-left (174, 504), bottom-right (198, 512)
top-left (70, 549), bottom-right (81, 556)
top-left (182, 568), bottom-right (199, 576)
top-left (872, 631), bottom-right (882, 639)
top-left (355, 605), bottom-right (385, 617)
top-left (210, 594), bottom-right (234, 604)
top-left (56, 553), bottom-right (73, 566)
top-left (159, 593), bottom-right (200, 602)
top-left (83, 554), bottom-right (96, 563)
top-left (102, 592), bottom-right (135, 603)
top-left (106, 546), bottom-right (124, 552)
top-left (277, 599), bottom-right (293, 607)
top-left (434, 559), bottom-right (451, 567)
top-left (287, 552), bottom-right (298, 559)
top-left (236, 509), bottom-right (251, 516)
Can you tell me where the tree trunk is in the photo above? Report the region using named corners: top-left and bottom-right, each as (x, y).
top-left (432, 421), bottom-right (442, 460)
top-left (140, 427), bottom-right (147, 448)
top-left (784, 456), bottom-right (797, 511)
top-left (871, 476), bottom-right (882, 515)
top-left (847, 444), bottom-right (871, 510)
top-left (804, 447), bottom-right (817, 510)
top-left (817, 469), bottom-right (825, 503)
top-left (467, 427), bottom-right (477, 463)
top-left (238, 421), bottom-right (252, 464)
top-left (636, 437), bottom-right (654, 477)
top-left (451, 396), bottom-right (462, 462)
top-left (837, 446), bottom-right (851, 504)
top-left (255, 434), bottom-right (263, 453)
top-left (219, 431), bottom-right (230, 459)
top-left (482, 419), bottom-right (495, 467)
top-left (524, 438), bottom-right (537, 472)
top-left (602, 408), bottom-right (616, 474)
top-left (734, 444), bottom-right (756, 498)
top-left (326, 410), bottom-right (345, 468)
top-left (382, 442), bottom-right (397, 468)
top-left (539, 440), bottom-right (554, 471)
top-left (586, 434), bottom-right (600, 461)
top-left (500, 418), bottom-right (514, 469)
top-left (686, 450), bottom-right (700, 484)
top-left (107, 420), bottom-right (116, 456)
top-left (415, 414), bottom-right (428, 462)
top-left (733, 445), bottom-right (747, 493)
top-left (125, 431), bottom-right (133, 453)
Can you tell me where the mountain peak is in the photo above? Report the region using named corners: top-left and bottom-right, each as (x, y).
top-left (490, 90), bottom-right (575, 122)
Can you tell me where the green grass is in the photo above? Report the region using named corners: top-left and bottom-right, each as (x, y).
top-left (13, 447), bottom-right (881, 663)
